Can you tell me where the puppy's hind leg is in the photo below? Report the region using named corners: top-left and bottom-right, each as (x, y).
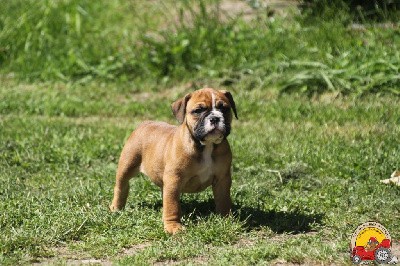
top-left (110, 138), bottom-right (141, 212)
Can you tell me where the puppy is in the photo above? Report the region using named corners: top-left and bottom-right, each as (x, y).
top-left (110, 88), bottom-right (237, 234)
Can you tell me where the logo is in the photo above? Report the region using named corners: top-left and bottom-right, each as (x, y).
top-left (350, 222), bottom-right (397, 264)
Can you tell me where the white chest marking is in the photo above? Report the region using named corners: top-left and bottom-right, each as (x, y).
top-left (139, 164), bottom-right (148, 176)
top-left (197, 144), bottom-right (214, 183)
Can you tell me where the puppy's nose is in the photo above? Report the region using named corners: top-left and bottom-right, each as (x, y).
top-left (210, 116), bottom-right (220, 125)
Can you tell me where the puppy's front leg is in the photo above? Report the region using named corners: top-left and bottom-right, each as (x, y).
top-left (162, 177), bottom-right (183, 234)
top-left (212, 170), bottom-right (232, 216)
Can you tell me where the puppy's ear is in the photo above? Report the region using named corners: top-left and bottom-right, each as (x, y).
top-left (171, 93), bottom-right (192, 124)
top-left (220, 90), bottom-right (238, 119)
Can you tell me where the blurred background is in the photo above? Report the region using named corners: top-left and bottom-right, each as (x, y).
top-left (1, 0), bottom-right (399, 94)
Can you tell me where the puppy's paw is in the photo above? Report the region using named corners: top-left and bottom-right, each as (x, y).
top-left (164, 222), bottom-right (185, 235)
top-left (216, 208), bottom-right (232, 217)
top-left (109, 204), bottom-right (123, 212)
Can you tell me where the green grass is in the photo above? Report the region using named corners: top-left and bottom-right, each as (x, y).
top-left (1, 0), bottom-right (400, 264)
top-left (1, 79), bottom-right (399, 265)
top-left (1, 0), bottom-right (400, 94)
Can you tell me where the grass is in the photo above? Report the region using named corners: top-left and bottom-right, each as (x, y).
top-left (1, 0), bottom-right (400, 264)
top-left (1, 0), bottom-right (400, 94)
top-left (1, 78), bottom-right (399, 265)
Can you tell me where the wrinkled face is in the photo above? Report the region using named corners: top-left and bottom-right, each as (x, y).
top-left (171, 88), bottom-right (237, 145)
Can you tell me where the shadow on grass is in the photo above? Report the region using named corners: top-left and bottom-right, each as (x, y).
top-left (135, 198), bottom-right (323, 234)
top-left (236, 206), bottom-right (323, 234)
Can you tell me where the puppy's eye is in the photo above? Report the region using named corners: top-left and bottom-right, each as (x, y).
top-left (192, 107), bottom-right (206, 114)
top-left (217, 105), bottom-right (229, 112)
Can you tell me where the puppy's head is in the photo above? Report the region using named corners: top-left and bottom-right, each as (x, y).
top-left (171, 88), bottom-right (237, 145)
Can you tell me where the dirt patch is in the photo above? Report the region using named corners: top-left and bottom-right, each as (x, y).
top-left (220, 0), bottom-right (255, 21)
top-left (32, 246), bottom-right (112, 266)
top-left (154, 257), bottom-right (208, 266)
top-left (32, 242), bottom-right (154, 265)
top-left (220, 0), bottom-right (299, 20)
top-left (33, 258), bottom-right (111, 266)
top-left (272, 259), bottom-right (338, 265)
top-left (270, 231), bottom-right (318, 242)
top-left (121, 242), bottom-right (151, 256)
top-left (234, 236), bottom-right (258, 248)
top-left (156, 0), bottom-right (299, 33)
top-left (392, 240), bottom-right (400, 257)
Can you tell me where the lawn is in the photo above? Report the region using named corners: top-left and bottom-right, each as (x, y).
top-left (1, 78), bottom-right (399, 265)
top-left (1, 0), bottom-right (400, 265)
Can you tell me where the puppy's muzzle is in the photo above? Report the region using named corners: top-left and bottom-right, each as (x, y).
top-left (209, 116), bottom-right (220, 125)
top-left (194, 110), bottom-right (229, 144)
top-left (205, 111), bottom-right (225, 133)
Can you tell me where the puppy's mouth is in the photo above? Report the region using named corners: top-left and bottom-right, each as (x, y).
top-left (203, 129), bottom-right (224, 145)
top-left (193, 111), bottom-right (230, 145)
top-left (205, 126), bottom-right (223, 137)
top-left (208, 126), bottom-right (223, 134)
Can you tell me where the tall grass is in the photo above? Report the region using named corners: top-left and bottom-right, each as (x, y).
top-left (0, 0), bottom-right (399, 94)
top-left (0, 0), bottom-right (149, 80)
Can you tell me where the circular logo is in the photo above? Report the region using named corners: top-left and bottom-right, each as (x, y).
top-left (350, 222), bottom-right (391, 250)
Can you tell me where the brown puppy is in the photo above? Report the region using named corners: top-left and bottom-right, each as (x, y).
top-left (110, 88), bottom-right (237, 234)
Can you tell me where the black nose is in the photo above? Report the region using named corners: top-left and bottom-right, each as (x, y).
top-left (210, 116), bottom-right (220, 125)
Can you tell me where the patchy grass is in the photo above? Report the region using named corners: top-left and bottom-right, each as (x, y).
top-left (1, 0), bottom-right (400, 264)
top-left (1, 79), bottom-right (399, 265)
top-left (1, 0), bottom-right (399, 94)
